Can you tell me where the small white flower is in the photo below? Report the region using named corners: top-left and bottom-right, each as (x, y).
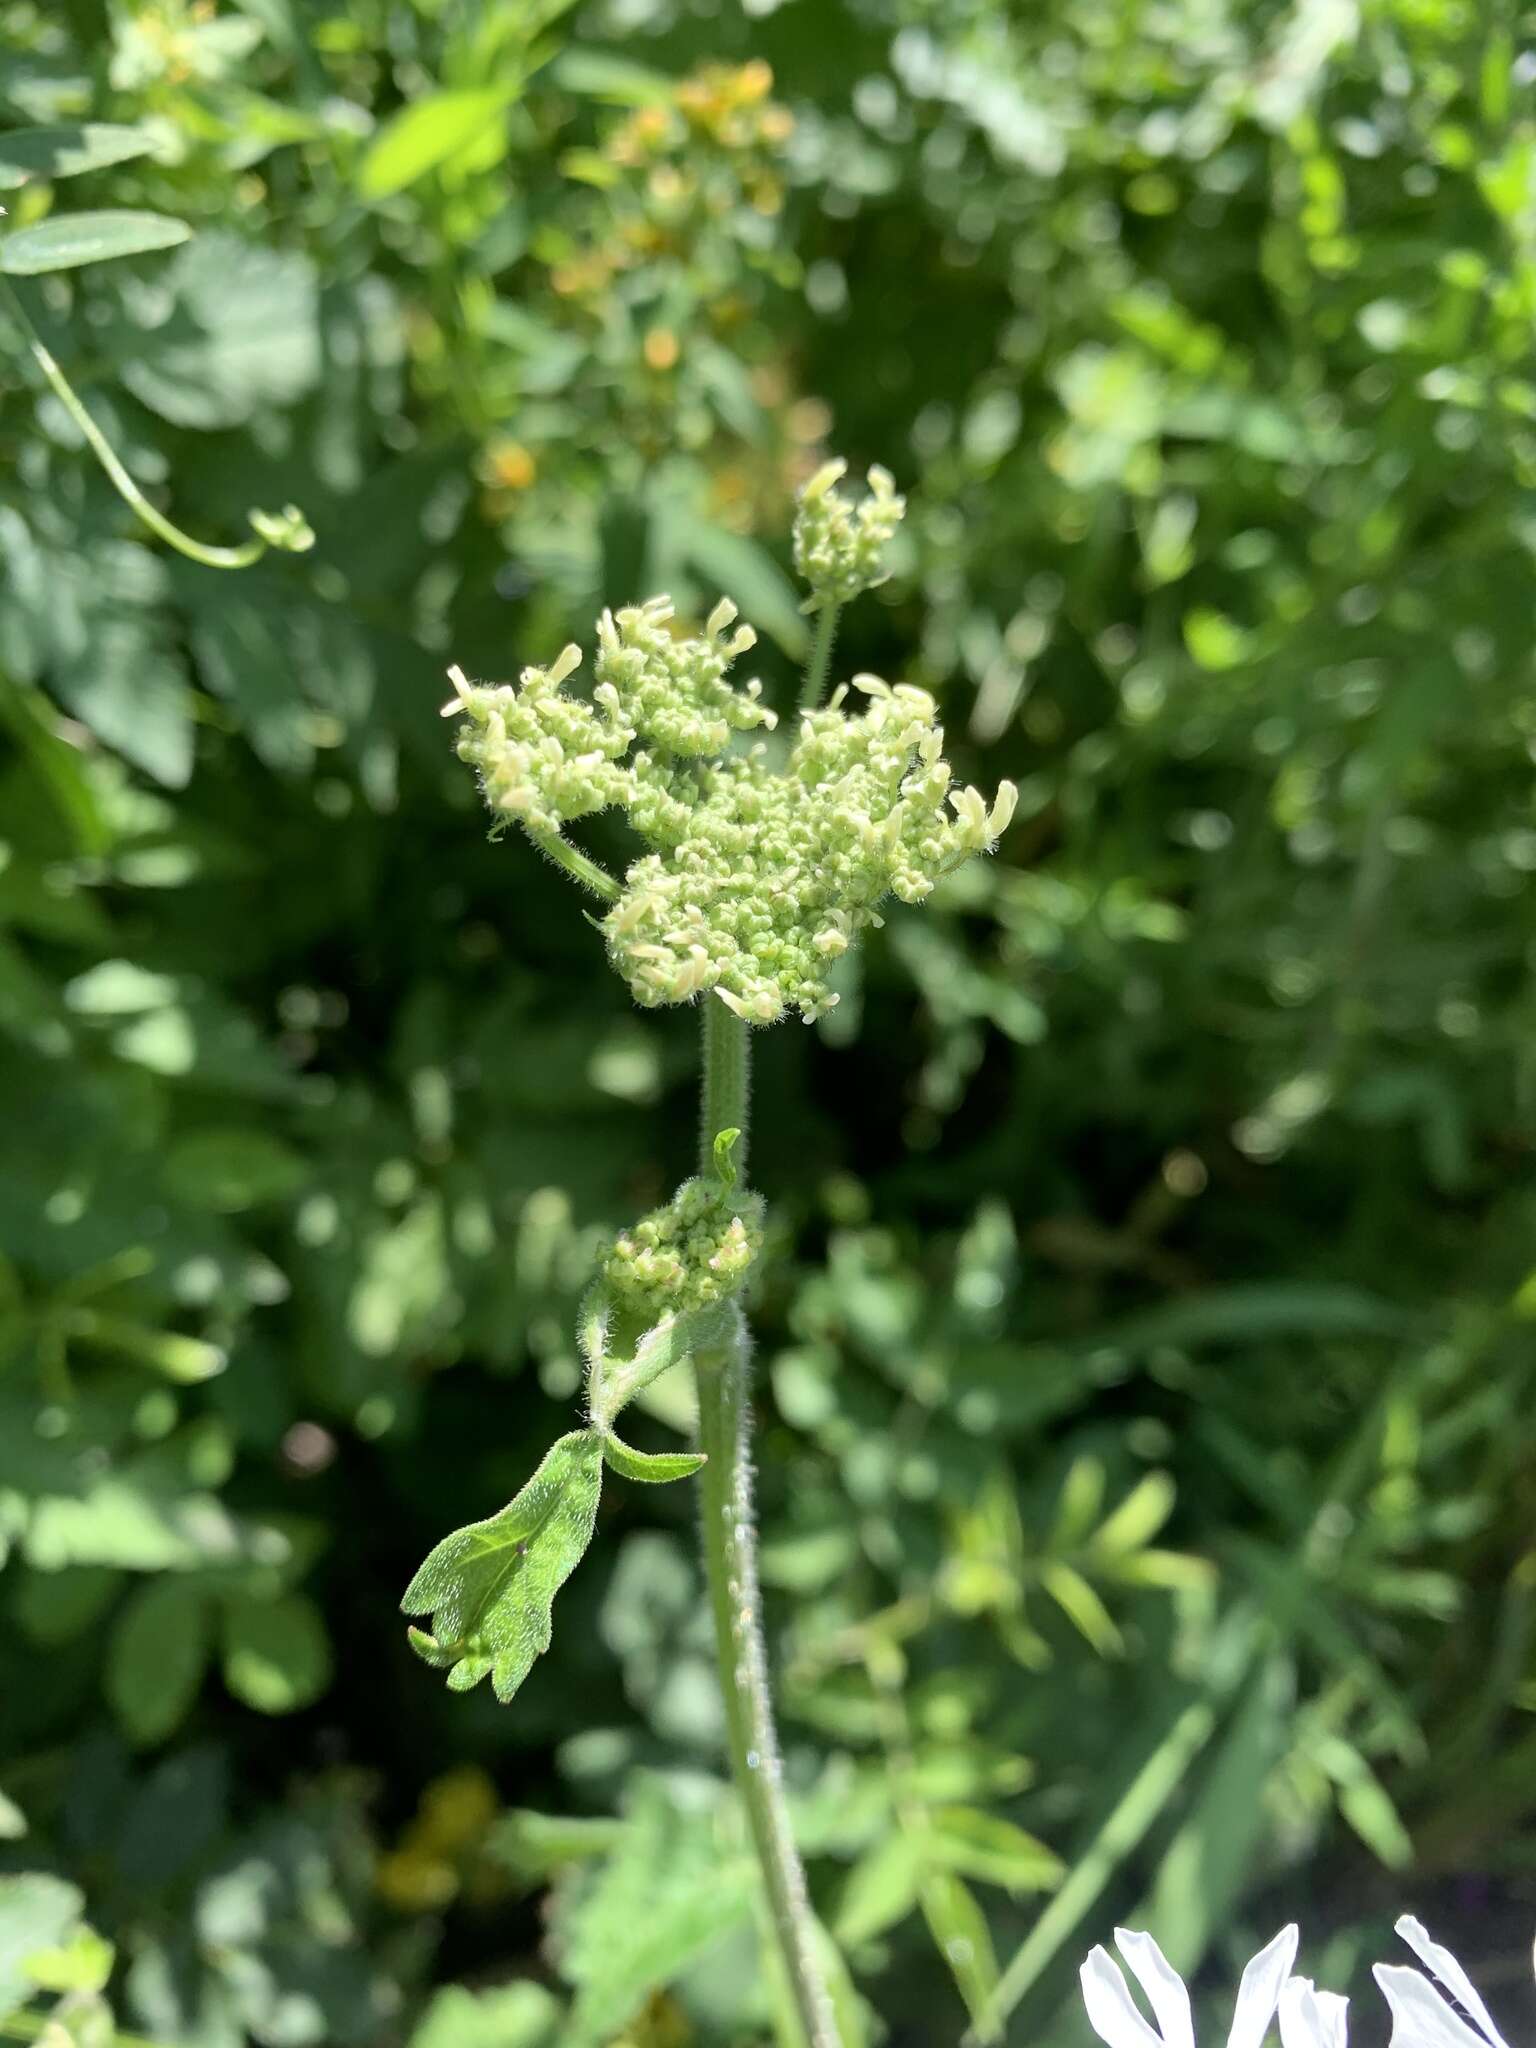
top-left (1080, 1926), bottom-right (1310, 2048)
top-left (1373, 1916), bottom-right (1527, 2048)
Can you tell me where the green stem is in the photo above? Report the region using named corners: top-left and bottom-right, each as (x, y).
top-left (527, 826), bottom-right (621, 902)
top-left (700, 997), bottom-right (751, 1178)
top-left (798, 602), bottom-right (840, 715)
top-left (694, 1003), bottom-right (839, 2048)
top-left (1, 277), bottom-right (309, 571)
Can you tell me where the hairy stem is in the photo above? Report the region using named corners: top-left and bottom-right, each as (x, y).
top-left (700, 996), bottom-right (751, 1175)
top-left (798, 600), bottom-right (841, 714)
top-left (527, 825), bottom-right (620, 902)
top-left (695, 1003), bottom-right (839, 2048)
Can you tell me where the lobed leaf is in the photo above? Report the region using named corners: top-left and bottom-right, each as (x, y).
top-left (402, 1430), bottom-right (603, 1703)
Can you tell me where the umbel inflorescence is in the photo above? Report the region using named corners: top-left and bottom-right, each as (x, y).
top-left (444, 460), bottom-right (1016, 1026)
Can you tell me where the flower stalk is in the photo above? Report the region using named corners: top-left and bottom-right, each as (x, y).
top-left (411, 452), bottom-right (1013, 2042)
top-left (695, 1003), bottom-right (838, 2046)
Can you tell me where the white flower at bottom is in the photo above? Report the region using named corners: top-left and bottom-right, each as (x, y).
top-left (1373, 1916), bottom-right (1527, 2048)
top-left (1081, 1926), bottom-right (1329, 2048)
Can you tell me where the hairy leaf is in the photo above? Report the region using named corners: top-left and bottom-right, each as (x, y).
top-left (600, 1432), bottom-right (706, 1485)
top-left (402, 1431), bottom-right (603, 1703)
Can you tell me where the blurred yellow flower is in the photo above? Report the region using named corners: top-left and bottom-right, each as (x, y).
top-left (643, 328), bottom-right (680, 372)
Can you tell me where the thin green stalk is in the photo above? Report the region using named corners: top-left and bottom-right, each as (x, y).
top-left (2, 277), bottom-right (310, 570)
top-left (695, 1002), bottom-right (839, 2048)
top-left (964, 1694), bottom-right (1222, 2044)
top-left (527, 825), bottom-right (620, 902)
top-left (798, 601), bottom-right (840, 714)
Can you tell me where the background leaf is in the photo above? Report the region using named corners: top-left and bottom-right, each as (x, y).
top-left (0, 209), bottom-right (189, 273)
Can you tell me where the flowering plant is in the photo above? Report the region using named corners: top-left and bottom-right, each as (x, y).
top-left (403, 458), bottom-right (1014, 2047)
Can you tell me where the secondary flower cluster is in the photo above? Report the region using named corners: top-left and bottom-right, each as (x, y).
top-left (792, 458), bottom-right (905, 611)
top-left (1080, 1915), bottom-right (1533, 2048)
top-left (444, 572), bottom-right (1016, 1027)
top-left (603, 1174), bottom-right (764, 1321)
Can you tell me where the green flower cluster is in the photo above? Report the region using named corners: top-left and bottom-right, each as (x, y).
top-left (444, 597), bottom-right (773, 835)
top-left (445, 641), bottom-right (630, 836)
top-left (444, 457), bottom-right (1015, 1027)
top-left (791, 458), bottom-right (905, 611)
top-left (609, 677), bottom-right (1016, 1022)
top-left (603, 1175), bottom-right (765, 1320)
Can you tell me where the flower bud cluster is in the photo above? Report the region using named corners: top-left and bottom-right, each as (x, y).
top-left (606, 677), bottom-right (1016, 1022)
top-left (595, 597), bottom-right (775, 757)
top-left (792, 459), bottom-right (905, 612)
top-left (445, 457), bottom-right (1016, 1029)
top-left (603, 1176), bottom-right (765, 1321)
top-left (444, 647), bottom-right (631, 836)
top-left (444, 599), bottom-right (773, 833)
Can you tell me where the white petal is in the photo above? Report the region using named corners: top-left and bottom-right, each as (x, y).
top-left (1114, 1930), bottom-right (1196, 2048)
top-left (1227, 1926), bottom-right (1301, 2048)
top-left (1393, 1919), bottom-right (1509, 2048)
top-left (1373, 1965), bottom-right (1490, 2048)
top-left (1280, 1979), bottom-right (1349, 2048)
top-left (1082, 1945), bottom-right (1166, 2048)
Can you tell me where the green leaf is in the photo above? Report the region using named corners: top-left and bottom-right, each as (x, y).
top-left (0, 1874), bottom-right (83, 2020)
top-left (163, 1128), bottom-right (309, 1212)
top-left (1040, 1560), bottom-right (1123, 1656)
top-left (357, 87), bottom-right (514, 200)
top-left (558, 1781), bottom-right (754, 2047)
top-left (1313, 1733), bottom-right (1414, 1868)
top-left (106, 1578), bottom-right (210, 1745)
top-left (0, 1792), bottom-right (25, 1842)
top-left (1092, 1471), bottom-right (1176, 1556)
top-left (221, 1592), bottom-right (333, 1714)
top-left (0, 123), bottom-right (157, 189)
top-left (549, 48), bottom-right (674, 105)
top-left (927, 1808), bottom-right (1064, 1894)
top-left (600, 1433), bottom-right (706, 1485)
top-left (117, 233), bottom-right (320, 430)
top-left (1140, 1659), bottom-right (1289, 1971)
top-left (834, 1831), bottom-right (922, 1946)
top-left (919, 1870), bottom-right (999, 2034)
top-left (0, 209), bottom-right (190, 274)
top-left (49, 611), bottom-right (195, 790)
top-left (23, 1925), bottom-right (115, 1995)
top-left (487, 1809), bottom-right (627, 1881)
top-left (409, 1982), bottom-right (561, 2048)
top-left (402, 1430), bottom-right (603, 1703)
top-left (73, 1315), bottom-right (227, 1385)
top-left (712, 1125), bottom-right (741, 1189)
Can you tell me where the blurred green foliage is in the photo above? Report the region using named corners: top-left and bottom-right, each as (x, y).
top-left (2, 0), bottom-right (1535, 2042)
